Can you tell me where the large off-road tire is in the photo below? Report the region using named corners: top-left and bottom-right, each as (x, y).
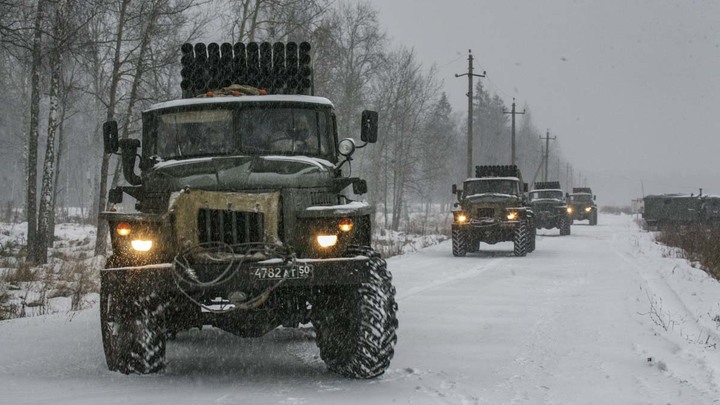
top-left (452, 228), bottom-right (468, 257)
top-left (559, 216), bottom-right (571, 236)
top-left (513, 222), bottom-right (528, 257)
top-left (590, 211), bottom-right (598, 226)
top-left (528, 225), bottom-right (537, 252)
top-left (313, 248), bottom-right (398, 379)
top-left (100, 274), bottom-right (167, 374)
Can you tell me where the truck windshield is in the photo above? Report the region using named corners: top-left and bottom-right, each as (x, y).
top-left (570, 194), bottom-right (593, 202)
top-left (154, 105), bottom-right (332, 159)
top-left (530, 190), bottom-right (563, 200)
top-left (464, 179), bottom-right (518, 195)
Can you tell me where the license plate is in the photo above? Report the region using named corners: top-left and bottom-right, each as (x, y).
top-left (250, 264), bottom-right (314, 280)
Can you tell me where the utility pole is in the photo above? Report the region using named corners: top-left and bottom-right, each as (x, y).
top-left (503, 98), bottom-right (525, 166)
top-left (539, 129), bottom-right (556, 182)
top-left (455, 49), bottom-right (485, 178)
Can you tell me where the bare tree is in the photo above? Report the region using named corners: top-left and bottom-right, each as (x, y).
top-left (369, 47), bottom-right (440, 230)
top-left (25, 0), bottom-right (46, 263)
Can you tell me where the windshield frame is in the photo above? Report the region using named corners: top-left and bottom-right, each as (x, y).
top-left (570, 193), bottom-right (593, 203)
top-left (530, 190), bottom-right (564, 201)
top-left (463, 178), bottom-right (520, 196)
top-left (142, 100), bottom-right (337, 163)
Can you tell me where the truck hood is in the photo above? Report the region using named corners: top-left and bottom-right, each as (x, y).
top-left (143, 155), bottom-right (337, 191)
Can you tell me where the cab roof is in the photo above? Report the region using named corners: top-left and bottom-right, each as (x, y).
top-left (144, 95), bottom-right (334, 113)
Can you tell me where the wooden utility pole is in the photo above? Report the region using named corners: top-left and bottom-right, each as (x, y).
top-left (455, 50), bottom-right (485, 178)
top-left (503, 98), bottom-right (525, 165)
top-left (540, 129), bottom-right (556, 182)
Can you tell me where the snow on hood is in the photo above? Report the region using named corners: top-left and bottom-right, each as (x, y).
top-left (306, 201), bottom-right (370, 213)
top-left (465, 193), bottom-right (517, 199)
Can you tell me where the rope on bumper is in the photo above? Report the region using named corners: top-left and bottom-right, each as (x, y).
top-left (171, 242), bottom-right (296, 313)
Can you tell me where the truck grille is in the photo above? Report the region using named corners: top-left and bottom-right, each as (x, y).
top-left (476, 208), bottom-right (494, 218)
top-left (197, 209), bottom-right (264, 245)
top-left (310, 192), bottom-right (336, 206)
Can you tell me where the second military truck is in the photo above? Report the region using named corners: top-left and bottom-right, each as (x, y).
top-left (528, 181), bottom-right (572, 235)
top-left (451, 165), bottom-right (536, 257)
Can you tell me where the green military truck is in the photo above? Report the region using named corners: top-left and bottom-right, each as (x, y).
top-left (450, 165), bottom-right (536, 257)
top-left (567, 187), bottom-right (598, 225)
top-left (528, 181), bottom-right (572, 235)
top-left (642, 191), bottom-right (720, 228)
top-left (99, 42), bottom-right (397, 378)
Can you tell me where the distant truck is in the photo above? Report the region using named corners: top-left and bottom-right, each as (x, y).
top-left (642, 191), bottom-right (720, 228)
top-left (567, 187), bottom-right (598, 225)
top-left (450, 165), bottom-right (536, 257)
top-left (528, 181), bottom-right (572, 235)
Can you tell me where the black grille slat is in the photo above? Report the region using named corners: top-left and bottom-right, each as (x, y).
top-left (198, 209), bottom-right (264, 244)
top-left (477, 208), bottom-right (494, 218)
top-left (309, 192), bottom-right (335, 206)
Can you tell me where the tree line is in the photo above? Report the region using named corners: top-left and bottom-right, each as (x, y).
top-left (0, 0), bottom-right (575, 264)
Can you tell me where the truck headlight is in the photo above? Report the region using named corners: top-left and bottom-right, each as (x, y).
top-left (585, 207), bottom-right (593, 212)
top-left (454, 213), bottom-right (468, 223)
top-left (506, 211), bottom-right (518, 221)
top-left (338, 219), bottom-right (353, 232)
top-left (567, 207), bottom-right (573, 214)
top-left (316, 234), bottom-right (338, 248)
top-left (116, 222), bottom-right (132, 236)
top-left (131, 239), bottom-right (153, 252)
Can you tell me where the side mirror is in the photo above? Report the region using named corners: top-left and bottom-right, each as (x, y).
top-left (119, 138), bottom-right (142, 185)
top-left (523, 183), bottom-right (529, 192)
top-left (452, 184), bottom-right (457, 194)
top-left (103, 120), bottom-right (119, 154)
top-left (593, 195), bottom-right (597, 200)
top-left (353, 179), bottom-right (367, 195)
top-left (565, 192), bottom-right (570, 198)
top-left (360, 110), bottom-right (378, 143)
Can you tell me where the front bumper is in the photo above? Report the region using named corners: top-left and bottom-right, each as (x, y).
top-left (101, 255), bottom-right (374, 293)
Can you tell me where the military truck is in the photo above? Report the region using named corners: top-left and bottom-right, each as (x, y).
top-left (567, 187), bottom-right (597, 225)
top-left (99, 42), bottom-right (397, 379)
top-left (528, 181), bottom-right (572, 235)
top-left (642, 190), bottom-right (720, 228)
top-left (450, 165), bottom-right (535, 257)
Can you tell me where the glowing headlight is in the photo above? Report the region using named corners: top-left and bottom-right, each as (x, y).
top-left (585, 207), bottom-right (593, 212)
top-left (316, 235), bottom-right (338, 248)
top-left (455, 213), bottom-right (468, 223)
top-left (131, 239), bottom-right (153, 252)
top-left (116, 222), bottom-right (132, 236)
top-left (567, 207), bottom-right (573, 214)
top-left (339, 219), bottom-right (353, 232)
top-left (506, 211), bottom-right (518, 221)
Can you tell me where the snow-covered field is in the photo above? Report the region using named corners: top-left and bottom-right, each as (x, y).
top-left (1, 214), bottom-right (719, 404)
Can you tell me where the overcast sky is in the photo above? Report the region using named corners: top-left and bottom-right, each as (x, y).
top-left (364, 0), bottom-right (720, 204)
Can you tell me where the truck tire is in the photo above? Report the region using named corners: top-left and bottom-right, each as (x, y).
top-left (513, 222), bottom-right (528, 257)
top-left (452, 228), bottom-right (468, 257)
top-left (559, 216), bottom-right (571, 235)
top-left (528, 226), bottom-right (536, 252)
top-left (590, 211), bottom-right (598, 226)
top-left (313, 248), bottom-right (398, 379)
top-left (100, 274), bottom-right (167, 374)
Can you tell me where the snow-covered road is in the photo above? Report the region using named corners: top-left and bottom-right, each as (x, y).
top-left (2, 214), bottom-right (720, 404)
